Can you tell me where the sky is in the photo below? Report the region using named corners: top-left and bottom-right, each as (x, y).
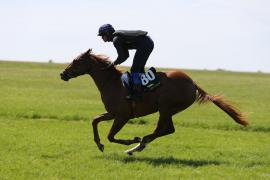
top-left (1, 0), bottom-right (270, 72)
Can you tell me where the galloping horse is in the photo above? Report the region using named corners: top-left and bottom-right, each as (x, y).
top-left (60, 49), bottom-right (249, 155)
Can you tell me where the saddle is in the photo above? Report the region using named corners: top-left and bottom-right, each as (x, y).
top-left (121, 67), bottom-right (161, 93)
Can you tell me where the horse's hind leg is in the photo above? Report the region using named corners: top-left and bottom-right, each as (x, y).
top-left (125, 112), bottom-right (175, 155)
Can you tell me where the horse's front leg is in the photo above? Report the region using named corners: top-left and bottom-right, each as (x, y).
top-left (92, 112), bottom-right (114, 152)
top-left (107, 118), bottom-right (141, 146)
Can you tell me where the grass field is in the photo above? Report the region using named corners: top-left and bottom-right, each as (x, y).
top-left (0, 60), bottom-right (270, 180)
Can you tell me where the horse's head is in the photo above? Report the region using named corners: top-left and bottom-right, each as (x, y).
top-left (60, 48), bottom-right (117, 82)
top-left (60, 49), bottom-right (94, 81)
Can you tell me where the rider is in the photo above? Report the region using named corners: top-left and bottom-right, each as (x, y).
top-left (98, 24), bottom-right (154, 100)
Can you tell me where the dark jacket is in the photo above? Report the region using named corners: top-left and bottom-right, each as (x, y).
top-left (113, 30), bottom-right (148, 65)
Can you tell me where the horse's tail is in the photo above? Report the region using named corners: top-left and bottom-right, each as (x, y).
top-left (194, 82), bottom-right (249, 126)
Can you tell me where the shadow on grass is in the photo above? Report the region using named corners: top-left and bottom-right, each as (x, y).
top-left (99, 154), bottom-right (223, 167)
top-left (179, 122), bottom-right (270, 133)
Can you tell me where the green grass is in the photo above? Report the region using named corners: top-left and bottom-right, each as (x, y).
top-left (0, 60), bottom-right (270, 179)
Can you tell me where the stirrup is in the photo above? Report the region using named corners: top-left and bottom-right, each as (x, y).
top-left (125, 94), bottom-right (133, 100)
top-left (125, 93), bottom-right (142, 102)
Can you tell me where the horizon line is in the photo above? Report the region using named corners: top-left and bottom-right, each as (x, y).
top-left (1, 59), bottom-right (269, 74)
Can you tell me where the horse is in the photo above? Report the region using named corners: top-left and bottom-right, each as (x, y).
top-left (60, 49), bottom-right (249, 155)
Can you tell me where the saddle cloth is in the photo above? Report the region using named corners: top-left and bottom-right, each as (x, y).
top-left (121, 67), bottom-right (160, 92)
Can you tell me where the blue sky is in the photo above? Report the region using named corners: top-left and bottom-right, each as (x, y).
top-left (1, 0), bottom-right (270, 72)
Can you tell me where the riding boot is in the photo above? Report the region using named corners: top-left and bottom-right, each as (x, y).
top-left (125, 72), bottom-right (142, 101)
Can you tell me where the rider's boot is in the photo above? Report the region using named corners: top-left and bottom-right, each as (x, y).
top-left (126, 72), bottom-right (142, 101)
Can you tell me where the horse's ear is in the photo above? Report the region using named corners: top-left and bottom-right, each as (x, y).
top-left (86, 48), bottom-right (92, 54)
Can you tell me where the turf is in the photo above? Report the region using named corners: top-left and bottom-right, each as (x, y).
top-left (0, 60), bottom-right (269, 179)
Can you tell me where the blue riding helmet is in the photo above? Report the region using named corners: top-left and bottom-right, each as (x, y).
top-left (98, 24), bottom-right (115, 36)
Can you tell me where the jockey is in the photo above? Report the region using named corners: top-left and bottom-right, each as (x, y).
top-left (98, 24), bottom-right (154, 100)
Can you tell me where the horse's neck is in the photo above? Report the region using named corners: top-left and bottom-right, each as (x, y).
top-left (90, 68), bottom-right (122, 93)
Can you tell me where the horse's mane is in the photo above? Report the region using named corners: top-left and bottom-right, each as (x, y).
top-left (89, 52), bottom-right (122, 74)
top-left (90, 53), bottom-right (111, 65)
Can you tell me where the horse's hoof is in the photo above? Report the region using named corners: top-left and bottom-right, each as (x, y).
top-left (125, 150), bottom-right (133, 156)
top-left (98, 144), bottom-right (104, 152)
top-left (133, 137), bottom-right (141, 142)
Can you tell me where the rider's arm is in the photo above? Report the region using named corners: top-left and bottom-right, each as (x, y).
top-left (113, 37), bottom-right (129, 65)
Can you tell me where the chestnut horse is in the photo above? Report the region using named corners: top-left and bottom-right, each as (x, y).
top-left (60, 49), bottom-right (248, 155)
